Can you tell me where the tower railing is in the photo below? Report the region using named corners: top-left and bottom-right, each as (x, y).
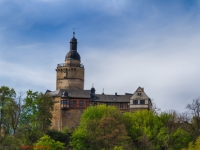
top-left (57, 63), bottom-right (84, 68)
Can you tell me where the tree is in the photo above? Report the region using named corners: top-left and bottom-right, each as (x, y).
top-left (0, 86), bottom-right (16, 136)
top-left (123, 110), bottom-right (191, 150)
top-left (182, 136), bottom-right (200, 150)
top-left (186, 97), bottom-right (200, 139)
top-left (123, 110), bottom-right (159, 150)
top-left (33, 135), bottom-right (65, 150)
top-left (70, 105), bottom-right (132, 150)
top-left (87, 117), bottom-right (131, 150)
top-left (20, 90), bottom-right (53, 133)
top-left (46, 127), bottom-right (70, 148)
top-left (4, 91), bottom-right (23, 136)
top-left (19, 90), bottom-right (53, 145)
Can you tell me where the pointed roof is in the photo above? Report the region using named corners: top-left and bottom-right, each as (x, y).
top-left (130, 87), bottom-right (150, 100)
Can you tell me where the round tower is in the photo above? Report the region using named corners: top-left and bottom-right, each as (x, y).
top-left (56, 32), bottom-right (84, 90)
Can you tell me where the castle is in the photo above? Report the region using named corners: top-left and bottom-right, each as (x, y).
top-left (47, 32), bottom-right (152, 130)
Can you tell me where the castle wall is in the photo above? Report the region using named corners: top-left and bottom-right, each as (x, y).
top-left (51, 97), bottom-right (90, 131)
top-left (51, 97), bottom-right (62, 131)
top-left (61, 109), bottom-right (84, 130)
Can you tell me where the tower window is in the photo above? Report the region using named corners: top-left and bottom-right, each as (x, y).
top-left (133, 100), bottom-right (138, 105)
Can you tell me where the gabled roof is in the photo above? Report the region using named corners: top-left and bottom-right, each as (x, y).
top-left (130, 87), bottom-right (150, 100)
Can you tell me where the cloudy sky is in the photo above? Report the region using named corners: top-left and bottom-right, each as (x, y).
top-left (0, 0), bottom-right (200, 112)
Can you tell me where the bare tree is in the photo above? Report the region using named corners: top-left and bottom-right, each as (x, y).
top-left (151, 99), bottom-right (161, 114)
top-left (186, 97), bottom-right (200, 139)
top-left (9, 91), bottom-right (24, 135)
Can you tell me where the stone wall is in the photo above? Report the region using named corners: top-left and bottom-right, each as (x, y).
top-left (56, 66), bottom-right (84, 90)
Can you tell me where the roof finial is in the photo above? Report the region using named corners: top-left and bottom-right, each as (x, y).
top-left (73, 28), bottom-right (75, 37)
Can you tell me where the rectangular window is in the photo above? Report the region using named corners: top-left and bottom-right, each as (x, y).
top-left (120, 103), bottom-right (123, 108)
top-left (137, 93), bottom-right (141, 96)
top-left (133, 100), bottom-right (138, 105)
top-left (140, 100), bottom-right (145, 105)
top-left (106, 102), bottom-right (111, 106)
top-left (73, 100), bottom-right (76, 106)
top-left (61, 100), bottom-right (69, 105)
top-left (80, 101), bottom-right (84, 106)
top-left (61, 100), bottom-right (69, 109)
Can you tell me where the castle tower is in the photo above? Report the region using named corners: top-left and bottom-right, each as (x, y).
top-left (56, 32), bottom-right (84, 90)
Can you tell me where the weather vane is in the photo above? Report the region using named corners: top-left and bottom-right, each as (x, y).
top-left (73, 28), bottom-right (75, 37)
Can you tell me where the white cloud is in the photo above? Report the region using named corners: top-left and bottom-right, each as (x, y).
top-left (0, 0), bottom-right (200, 113)
top-left (82, 24), bottom-right (200, 112)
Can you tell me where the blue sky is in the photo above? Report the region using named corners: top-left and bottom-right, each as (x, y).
top-left (0, 0), bottom-right (200, 112)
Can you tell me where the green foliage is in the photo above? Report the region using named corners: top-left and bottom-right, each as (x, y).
top-left (123, 110), bottom-right (191, 150)
top-left (80, 104), bottom-right (124, 126)
top-left (171, 128), bottom-right (191, 150)
top-left (123, 110), bottom-right (159, 149)
top-left (46, 127), bottom-right (70, 145)
top-left (182, 136), bottom-right (200, 150)
top-left (34, 135), bottom-right (65, 150)
top-left (0, 86), bottom-right (16, 136)
top-left (20, 90), bottom-right (53, 133)
top-left (70, 105), bottom-right (132, 150)
top-left (0, 85), bottom-right (197, 150)
top-left (18, 90), bottom-right (54, 145)
top-left (0, 135), bottom-right (22, 150)
top-left (70, 127), bottom-right (89, 150)
top-left (111, 146), bottom-right (123, 150)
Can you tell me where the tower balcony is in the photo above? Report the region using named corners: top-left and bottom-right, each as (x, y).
top-left (57, 63), bottom-right (84, 68)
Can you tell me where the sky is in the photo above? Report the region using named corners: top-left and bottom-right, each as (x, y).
top-left (0, 0), bottom-right (200, 113)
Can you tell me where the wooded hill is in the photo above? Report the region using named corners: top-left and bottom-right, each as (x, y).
top-left (0, 85), bottom-right (200, 150)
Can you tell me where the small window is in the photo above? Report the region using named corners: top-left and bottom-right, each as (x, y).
top-left (106, 102), bottom-right (111, 106)
top-left (120, 103), bottom-right (123, 108)
top-left (73, 100), bottom-right (76, 106)
top-left (80, 101), bottom-right (84, 106)
top-left (140, 100), bottom-right (145, 105)
top-left (133, 100), bottom-right (138, 105)
top-left (137, 93), bottom-right (141, 96)
top-left (68, 113), bottom-right (71, 117)
top-left (61, 100), bottom-right (69, 105)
